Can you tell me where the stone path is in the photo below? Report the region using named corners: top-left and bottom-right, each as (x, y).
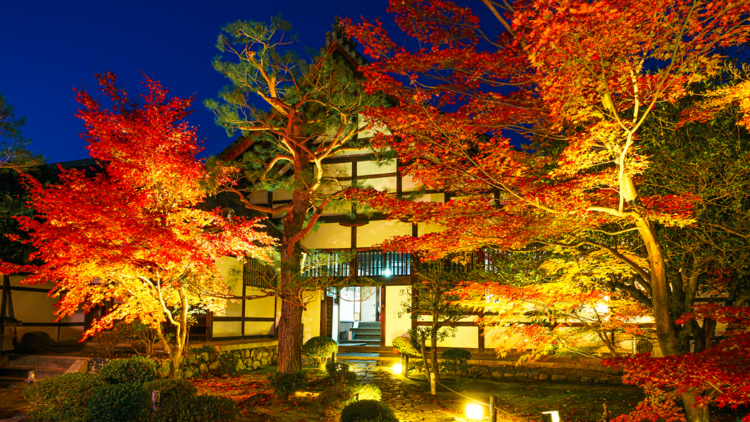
top-left (345, 360), bottom-right (457, 422)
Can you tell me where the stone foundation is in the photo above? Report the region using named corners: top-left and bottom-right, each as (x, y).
top-left (88, 343), bottom-right (279, 379)
top-left (167, 345), bottom-right (279, 379)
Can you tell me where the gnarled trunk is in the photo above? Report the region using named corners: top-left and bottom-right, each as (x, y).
top-left (276, 185), bottom-right (307, 373)
top-left (277, 299), bottom-right (303, 372)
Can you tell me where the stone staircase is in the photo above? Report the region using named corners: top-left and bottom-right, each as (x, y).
top-left (340, 321), bottom-right (381, 347)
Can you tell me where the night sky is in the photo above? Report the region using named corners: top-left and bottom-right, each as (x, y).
top-left (0, 1), bottom-right (403, 164)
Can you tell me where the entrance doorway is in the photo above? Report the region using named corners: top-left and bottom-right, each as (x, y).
top-left (336, 286), bottom-right (382, 346)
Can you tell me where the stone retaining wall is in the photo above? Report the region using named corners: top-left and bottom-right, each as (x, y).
top-left (175, 345), bottom-right (278, 379)
top-left (88, 343), bottom-right (279, 379)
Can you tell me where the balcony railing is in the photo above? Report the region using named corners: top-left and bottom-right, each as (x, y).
top-left (243, 248), bottom-right (505, 285)
top-left (302, 248), bottom-right (412, 278)
top-left (300, 248), bottom-right (503, 279)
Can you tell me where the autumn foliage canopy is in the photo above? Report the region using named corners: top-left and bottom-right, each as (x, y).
top-left (0, 74), bottom-right (276, 346)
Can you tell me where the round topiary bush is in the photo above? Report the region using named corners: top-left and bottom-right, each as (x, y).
top-left (268, 371), bottom-right (308, 399)
top-left (318, 383), bottom-right (382, 418)
top-left (392, 336), bottom-right (421, 357)
top-left (340, 399), bottom-right (398, 422)
top-left (87, 382), bottom-right (151, 422)
top-left (99, 355), bottom-right (158, 384)
top-left (17, 331), bottom-right (51, 353)
top-left (23, 372), bottom-right (106, 422)
top-left (302, 336), bottom-right (338, 367)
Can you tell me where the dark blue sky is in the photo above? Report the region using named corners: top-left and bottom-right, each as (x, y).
top-left (0, 1), bottom-right (400, 164)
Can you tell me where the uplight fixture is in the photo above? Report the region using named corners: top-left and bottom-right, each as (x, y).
top-left (392, 363), bottom-right (402, 374)
top-left (465, 403), bottom-right (484, 420)
top-left (541, 410), bottom-right (561, 422)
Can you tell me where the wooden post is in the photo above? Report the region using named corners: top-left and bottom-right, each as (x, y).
top-left (490, 396), bottom-right (497, 422)
top-left (403, 354), bottom-right (409, 377)
top-left (430, 372), bottom-right (437, 395)
top-left (603, 403), bottom-right (610, 422)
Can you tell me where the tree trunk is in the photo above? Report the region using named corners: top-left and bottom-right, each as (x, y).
top-left (682, 390), bottom-right (709, 422)
top-left (277, 299), bottom-right (303, 373)
top-left (633, 213), bottom-right (709, 422)
top-left (419, 331), bottom-right (432, 386)
top-left (430, 323), bottom-right (440, 385)
top-left (276, 185), bottom-right (307, 373)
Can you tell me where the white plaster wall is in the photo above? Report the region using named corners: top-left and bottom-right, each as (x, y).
top-left (357, 220), bottom-right (412, 248)
top-left (360, 286), bottom-right (378, 322)
top-left (301, 291), bottom-right (322, 343)
top-left (10, 275), bottom-right (86, 341)
top-left (358, 160), bottom-right (396, 176)
top-left (216, 257), bottom-right (244, 319)
top-left (339, 288), bottom-right (356, 321)
top-left (385, 286), bottom-right (412, 346)
top-left (302, 224), bottom-right (351, 250)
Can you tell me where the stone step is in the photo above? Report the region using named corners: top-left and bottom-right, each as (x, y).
top-left (347, 339), bottom-right (381, 345)
top-left (356, 322), bottom-right (381, 328)
top-left (351, 329), bottom-right (381, 335)
top-left (352, 334), bottom-right (380, 340)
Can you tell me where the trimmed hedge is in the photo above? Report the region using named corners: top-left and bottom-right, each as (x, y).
top-left (17, 331), bottom-right (51, 353)
top-left (23, 372), bottom-right (106, 422)
top-left (87, 382), bottom-right (151, 422)
top-left (340, 399), bottom-right (398, 422)
top-left (151, 393), bottom-right (240, 422)
top-left (99, 355), bottom-right (158, 384)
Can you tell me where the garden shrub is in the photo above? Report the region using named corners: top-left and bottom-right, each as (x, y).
top-left (326, 361), bottom-right (357, 383)
top-left (392, 336), bottom-right (421, 357)
top-left (340, 399), bottom-right (398, 422)
top-left (99, 355), bottom-right (158, 384)
top-left (23, 372), bottom-right (106, 422)
top-left (302, 336), bottom-right (338, 367)
top-left (268, 371), bottom-right (308, 399)
top-left (151, 393), bottom-right (239, 422)
top-left (17, 331), bottom-right (51, 353)
top-left (144, 378), bottom-right (198, 403)
top-left (440, 348), bottom-right (472, 380)
top-left (87, 382), bottom-right (150, 422)
top-left (319, 383), bottom-right (383, 417)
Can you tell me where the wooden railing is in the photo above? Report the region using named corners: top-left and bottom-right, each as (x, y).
top-left (300, 248), bottom-right (503, 279)
top-left (301, 248), bottom-right (412, 278)
top-left (243, 248), bottom-right (505, 284)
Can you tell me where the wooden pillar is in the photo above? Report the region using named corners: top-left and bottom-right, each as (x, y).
top-left (0, 275), bottom-right (9, 319)
top-left (410, 224), bottom-right (419, 332)
top-left (206, 311), bottom-right (213, 341)
top-left (241, 282), bottom-right (246, 339)
top-left (380, 285), bottom-right (386, 347)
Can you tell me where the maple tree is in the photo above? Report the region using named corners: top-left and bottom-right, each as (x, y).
top-left (345, 1), bottom-right (750, 420)
top-left (457, 250), bottom-right (652, 362)
top-left (0, 73), bottom-right (276, 378)
top-left (401, 267), bottom-right (467, 393)
top-left (206, 18), bottom-right (385, 373)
